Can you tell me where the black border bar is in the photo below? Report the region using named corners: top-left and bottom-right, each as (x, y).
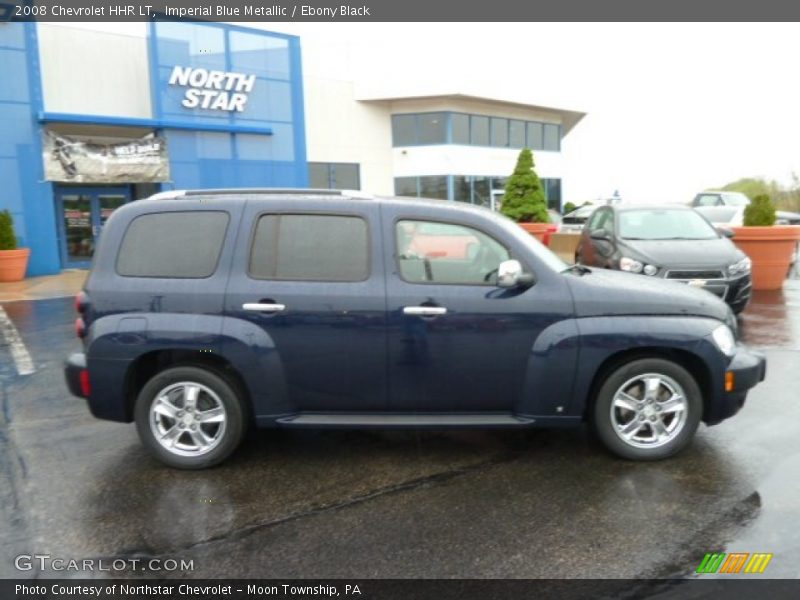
top-left (4, 0), bottom-right (800, 22)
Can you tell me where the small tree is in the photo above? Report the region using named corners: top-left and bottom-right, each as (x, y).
top-left (743, 194), bottom-right (776, 226)
top-left (0, 210), bottom-right (17, 251)
top-left (562, 201), bottom-right (577, 215)
top-left (500, 148), bottom-right (549, 223)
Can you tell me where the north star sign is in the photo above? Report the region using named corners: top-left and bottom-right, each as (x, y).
top-left (168, 66), bottom-right (256, 112)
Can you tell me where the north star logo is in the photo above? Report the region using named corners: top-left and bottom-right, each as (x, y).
top-left (168, 66), bottom-right (256, 112)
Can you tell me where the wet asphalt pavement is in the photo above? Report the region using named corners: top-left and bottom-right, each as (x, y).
top-left (1, 281), bottom-right (799, 580)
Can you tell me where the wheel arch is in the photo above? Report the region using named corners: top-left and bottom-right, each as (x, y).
top-left (124, 349), bottom-right (252, 423)
top-left (582, 346), bottom-right (712, 422)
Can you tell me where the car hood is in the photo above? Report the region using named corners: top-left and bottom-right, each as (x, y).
top-left (618, 238), bottom-right (741, 267)
top-left (565, 267), bottom-right (731, 322)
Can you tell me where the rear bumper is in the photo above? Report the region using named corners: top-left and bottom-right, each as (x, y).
top-left (64, 352), bottom-right (88, 398)
top-left (706, 346), bottom-right (766, 425)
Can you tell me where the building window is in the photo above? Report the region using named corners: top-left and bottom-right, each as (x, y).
top-left (490, 118), bottom-right (509, 147)
top-left (419, 176), bottom-right (448, 200)
top-left (526, 122), bottom-right (543, 150)
top-left (451, 113), bottom-right (470, 145)
top-left (470, 115), bottom-right (490, 146)
top-left (394, 177), bottom-right (419, 197)
top-left (391, 113), bottom-right (447, 146)
top-left (417, 113), bottom-right (447, 145)
top-left (543, 123), bottom-right (560, 151)
top-left (394, 176), bottom-right (447, 200)
top-left (542, 178), bottom-right (562, 210)
top-left (308, 162), bottom-right (360, 190)
top-left (509, 120), bottom-right (526, 148)
top-left (390, 111), bottom-right (562, 151)
top-left (391, 114), bottom-right (417, 146)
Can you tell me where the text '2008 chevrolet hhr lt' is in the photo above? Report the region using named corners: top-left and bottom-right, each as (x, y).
top-left (65, 190), bottom-right (766, 469)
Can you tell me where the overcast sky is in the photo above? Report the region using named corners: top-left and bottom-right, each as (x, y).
top-left (64, 22), bottom-right (800, 204)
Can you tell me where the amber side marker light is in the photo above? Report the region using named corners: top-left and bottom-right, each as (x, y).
top-left (725, 372), bottom-right (735, 392)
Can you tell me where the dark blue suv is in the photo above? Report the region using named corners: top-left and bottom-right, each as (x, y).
top-left (65, 189), bottom-right (766, 469)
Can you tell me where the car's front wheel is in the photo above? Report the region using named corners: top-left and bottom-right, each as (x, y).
top-left (592, 358), bottom-right (702, 460)
top-left (134, 366), bottom-right (246, 469)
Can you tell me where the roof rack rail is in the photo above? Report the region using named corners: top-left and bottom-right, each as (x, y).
top-left (183, 188), bottom-right (344, 196)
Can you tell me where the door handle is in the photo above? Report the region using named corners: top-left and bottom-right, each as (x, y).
top-left (403, 306), bottom-right (447, 316)
top-left (243, 303), bottom-right (286, 313)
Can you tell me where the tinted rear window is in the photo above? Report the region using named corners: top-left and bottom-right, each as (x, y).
top-left (116, 211), bottom-right (229, 278)
top-left (249, 214), bottom-right (369, 281)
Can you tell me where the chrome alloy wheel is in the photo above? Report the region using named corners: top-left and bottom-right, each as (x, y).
top-left (149, 382), bottom-right (227, 457)
top-left (609, 373), bottom-right (689, 449)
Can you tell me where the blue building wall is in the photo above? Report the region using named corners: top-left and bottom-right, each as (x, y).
top-left (0, 23), bottom-right (59, 276)
top-left (0, 21), bottom-right (308, 276)
top-left (150, 22), bottom-right (308, 191)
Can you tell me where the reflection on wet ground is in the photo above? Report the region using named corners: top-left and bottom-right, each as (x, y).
top-left (0, 280), bottom-right (798, 578)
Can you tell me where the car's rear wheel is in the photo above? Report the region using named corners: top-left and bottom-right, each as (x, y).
top-left (134, 366), bottom-right (246, 469)
top-left (592, 358), bottom-right (702, 460)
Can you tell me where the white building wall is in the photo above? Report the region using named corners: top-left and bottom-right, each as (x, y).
top-left (37, 24), bottom-right (152, 119)
top-left (392, 146), bottom-right (562, 180)
top-left (302, 78), bottom-right (395, 195)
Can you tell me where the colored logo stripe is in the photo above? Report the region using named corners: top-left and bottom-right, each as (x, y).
top-left (696, 552), bottom-right (773, 574)
top-left (744, 553), bottom-right (773, 574)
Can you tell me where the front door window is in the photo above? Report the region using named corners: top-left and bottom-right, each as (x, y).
top-left (62, 195), bottom-right (94, 264)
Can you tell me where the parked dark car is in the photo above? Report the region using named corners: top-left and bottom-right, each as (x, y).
top-left (575, 205), bottom-right (753, 314)
top-left (65, 190), bottom-right (765, 469)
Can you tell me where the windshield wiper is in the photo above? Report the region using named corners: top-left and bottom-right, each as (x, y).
top-left (563, 264), bottom-right (591, 275)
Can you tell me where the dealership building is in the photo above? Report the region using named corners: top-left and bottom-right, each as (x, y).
top-left (0, 21), bottom-right (585, 276)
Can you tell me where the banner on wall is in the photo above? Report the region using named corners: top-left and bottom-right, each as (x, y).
top-left (43, 130), bottom-right (170, 183)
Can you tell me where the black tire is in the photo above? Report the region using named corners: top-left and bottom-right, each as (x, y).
top-left (135, 366), bottom-right (246, 469)
top-left (592, 358), bottom-right (702, 461)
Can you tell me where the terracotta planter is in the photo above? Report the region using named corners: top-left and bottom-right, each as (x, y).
top-left (0, 248), bottom-right (30, 282)
top-left (519, 222), bottom-right (552, 244)
top-left (730, 226), bottom-right (800, 291)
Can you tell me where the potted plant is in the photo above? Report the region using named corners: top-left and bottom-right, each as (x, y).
top-left (731, 194), bottom-right (800, 290)
top-left (0, 209), bottom-right (30, 282)
top-left (501, 148), bottom-right (551, 242)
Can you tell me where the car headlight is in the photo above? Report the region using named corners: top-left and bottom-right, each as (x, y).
top-left (620, 257), bottom-right (643, 273)
top-left (711, 324), bottom-right (736, 357)
top-left (728, 256), bottom-right (751, 276)
top-left (620, 257), bottom-right (658, 275)
top-left (643, 264), bottom-right (659, 276)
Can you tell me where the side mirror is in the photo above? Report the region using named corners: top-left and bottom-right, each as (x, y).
top-left (497, 259), bottom-right (534, 289)
top-left (590, 229), bottom-right (612, 242)
top-left (717, 227), bottom-right (735, 239)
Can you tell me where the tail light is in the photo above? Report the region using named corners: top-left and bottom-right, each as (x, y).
top-left (75, 317), bottom-right (86, 338)
top-left (74, 291), bottom-right (88, 314)
top-left (79, 369), bottom-right (91, 396)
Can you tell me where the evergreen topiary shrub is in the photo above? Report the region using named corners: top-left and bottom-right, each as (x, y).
top-left (562, 201), bottom-right (577, 215)
top-left (743, 194), bottom-right (776, 226)
top-left (500, 148), bottom-right (549, 223)
top-left (0, 210), bottom-right (18, 251)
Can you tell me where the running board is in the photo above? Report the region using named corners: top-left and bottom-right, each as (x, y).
top-left (275, 413), bottom-right (535, 427)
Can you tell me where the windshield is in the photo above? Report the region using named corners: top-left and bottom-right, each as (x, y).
top-left (619, 209), bottom-right (719, 240)
top-left (722, 193), bottom-right (750, 207)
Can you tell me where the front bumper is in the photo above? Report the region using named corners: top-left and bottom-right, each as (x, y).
top-left (64, 352), bottom-right (88, 398)
top-left (706, 345), bottom-right (766, 425)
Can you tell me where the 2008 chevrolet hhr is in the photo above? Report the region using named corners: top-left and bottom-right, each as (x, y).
top-left (65, 189), bottom-right (766, 469)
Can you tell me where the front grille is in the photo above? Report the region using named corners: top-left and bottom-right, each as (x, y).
top-left (665, 269), bottom-right (725, 280)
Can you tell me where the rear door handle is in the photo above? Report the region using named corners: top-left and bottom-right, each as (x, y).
top-left (403, 306), bottom-right (447, 316)
top-left (243, 303), bottom-right (286, 313)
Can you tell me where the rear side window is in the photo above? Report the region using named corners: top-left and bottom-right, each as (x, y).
top-left (116, 211), bottom-right (229, 278)
top-left (249, 214), bottom-right (369, 281)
